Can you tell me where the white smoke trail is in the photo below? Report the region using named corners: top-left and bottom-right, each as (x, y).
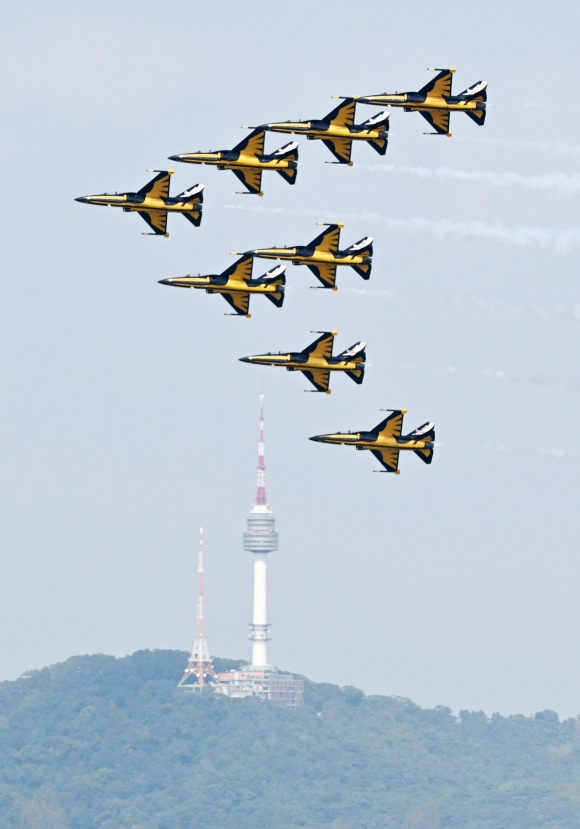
top-left (356, 163), bottom-right (580, 194)
top-left (342, 288), bottom-right (580, 325)
top-left (401, 364), bottom-right (580, 394)
top-left (485, 445), bottom-right (580, 464)
top-left (456, 136), bottom-right (580, 157)
top-left (223, 204), bottom-right (580, 254)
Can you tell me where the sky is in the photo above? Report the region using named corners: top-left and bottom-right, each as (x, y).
top-left (1, 0), bottom-right (579, 718)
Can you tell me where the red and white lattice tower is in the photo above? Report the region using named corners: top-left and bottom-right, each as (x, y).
top-left (178, 528), bottom-right (219, 688)
top-left (243, 393), bottom-right (279, 667)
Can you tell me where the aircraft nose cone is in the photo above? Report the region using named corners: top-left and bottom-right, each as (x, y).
top-left (309, 435), bottom-right (322, 442)
top-left (158, 278), bottom-right (173, 286)
top-left (239, 356), bottom-right (253, 363)
top-left (75, 196), bottom-right (90, 203)
top-left (168, 154), bottom-right (182, 162)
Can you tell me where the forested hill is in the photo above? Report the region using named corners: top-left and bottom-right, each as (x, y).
top-left (2, 651), bottom-right (580, 829)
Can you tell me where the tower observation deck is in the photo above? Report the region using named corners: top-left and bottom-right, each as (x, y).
top-left (243, 393), bottom-right (278, 668)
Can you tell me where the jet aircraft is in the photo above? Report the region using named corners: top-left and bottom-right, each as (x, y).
top-left (75, 170), bottom-right (203, 236)
top-left (239, 331), bottom-right (366, 393)
top-left (247, 98), bottom-right (389, 165)
top-left (309, 408), bottom-right (435, 474)
top-left (341, 68), bottom-right (487, 136)
top-left (158, 254), bottom-right (285, 317)
top-left (168, 129), bottom-right (298, 195)
top-left (232, 222), bottom-right (373, 289)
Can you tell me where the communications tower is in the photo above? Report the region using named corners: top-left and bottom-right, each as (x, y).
top-left (243, 393), bottom-right (279, 667)
top-left (178, 527), bottom-right (219, 689)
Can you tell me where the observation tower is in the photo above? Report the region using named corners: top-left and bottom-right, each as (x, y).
top-left (243, 392), bottom-right (279, 668)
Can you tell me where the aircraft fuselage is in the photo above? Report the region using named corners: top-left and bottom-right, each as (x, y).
top-left (355, 92), bottom-right (485, 113)
top-left (240, 352), bottom-right (364, 372)
top-left (310, 432), bottom-right (434, 452)
top-left (261, 120), bottom-right (389, 141)
top-left (159, 275), bottom-right (280, 296)
top-left (244, 246), bottom-right (371, 267)
top-left (169, 150), bottom-right (296, 171)
top-left (75, 192), bottom-right (200, 215)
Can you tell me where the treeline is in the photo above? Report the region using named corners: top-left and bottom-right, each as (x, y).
top-left (1, 650), bottom-right (580, 828)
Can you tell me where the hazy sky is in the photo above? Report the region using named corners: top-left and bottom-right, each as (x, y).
top-left (2, 1), bottom-right (579, 718)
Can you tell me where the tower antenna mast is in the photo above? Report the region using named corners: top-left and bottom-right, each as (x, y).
top-left (179, 528), bottom-right (219, 689)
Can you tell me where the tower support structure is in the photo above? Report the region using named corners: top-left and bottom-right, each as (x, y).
top-left (179, 528), bottom-right (220, 689)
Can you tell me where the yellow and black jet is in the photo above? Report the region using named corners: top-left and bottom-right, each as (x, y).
top-left (342, 68), bottom-right (487, 136)
top-left (158, 254), bottom-right (285, 318)
top-left (248, 98), bottom-right (389, 165)
top-left (168, 129), bottom-right (298, 196)
top-left (75, 170), bottom-right (203, 236)
top-left (232, 222), bottom-right (373, 290)
top-left (310, 408), bottom-right (435, 474)
top-left (240, 330), bottom-right (366, 393)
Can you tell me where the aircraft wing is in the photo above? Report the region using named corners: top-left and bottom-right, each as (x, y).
top-left (323, 98), bottom-right (356, 127)
top-left (419, 108), bottom-right (450, 135)
top-left (232, 166), bottom-right (264, 195)
top-left (233, 128), bottom-right (266, 157)
top-left (373, 409), bottom-right (405, 439)
top-left (306, 262), bottom-right (337, 289)
top-left (301, 368), bottom-right (331, 393)
top-left (309, 223), bottom-right (341, 254)
top-left (137, 209), bottom-right (168, 235)
top-left (371, 447), bottom-right (400, 473)
top-left (303, 331), bottom-right (335, 360)
top-left (221, 253), bottom-right (254, 282)
top-left (418, 69), bottom-right (453, 99)
top-left (221, 291), bottom-right (250, 316)
top-left (138, 170), bottom-right (172, 200)
top-left (321, 137), bottom-right (353, 164)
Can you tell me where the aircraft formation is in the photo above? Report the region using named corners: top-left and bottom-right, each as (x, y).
top-left (76, 67), bottom-right (488, 474)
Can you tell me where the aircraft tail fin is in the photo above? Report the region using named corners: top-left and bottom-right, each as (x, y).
top-left (346, 237), bottom-right (373, 279)
top-left (176, 183), bottom-right (204, 203)
top-left (406, 421), bottom-right (435, 441)
top-left (272, 142), bottom-right (299, 184)
top-left (460, 80), bottom-right (487, 125)
top-left (407, 421), bottom-right (436, 464)
top-left (360, 111), bottom-right (390, 155)
top-left (254, 264), bottom-right (286, 307)
top-left (459, 80), bottom-right (487, 102)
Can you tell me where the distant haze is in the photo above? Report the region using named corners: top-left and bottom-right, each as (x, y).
top-left (1, 0), bottom-right (579, 718)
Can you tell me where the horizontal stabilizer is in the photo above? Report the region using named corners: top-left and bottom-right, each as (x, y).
top-left (465, 107), bottom-right (486, 126)
top-left (264, 288), bottom-right (285, 308)
top-left (276, 165), bottom-right (298, 184)
top-left (367, 137), bottom-right (388, 155)
top-left (351, 260), bottom-right (372, 280)
top-left (346, 367), bottom-right (365, 385)
top-left (414, 447), bottom-right (434, 464)
top-left (182, 209), bottom-right (203, 228)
